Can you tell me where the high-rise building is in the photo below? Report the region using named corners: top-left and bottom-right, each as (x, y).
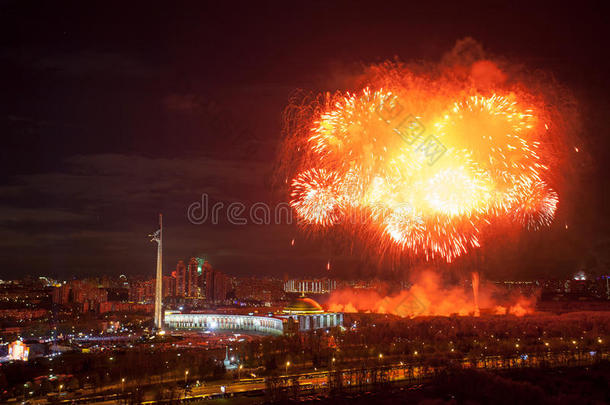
top-left (165, 256), bottom-right (230, 303)
top-left (174, 260), bottom-right (186, 297)
top-left (205, 264), bottom-right (215, 301)
top-left (214, 271), bottom-right (227, 303)
top-left (162, 275), bottom-right (176, 298)
top-left (187, 257), bottom-right (199, 297)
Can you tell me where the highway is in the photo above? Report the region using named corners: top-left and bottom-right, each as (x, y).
top-left (17, 351), bottom-right (607, 404)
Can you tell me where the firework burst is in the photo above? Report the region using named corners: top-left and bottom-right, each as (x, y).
top-left (281, 63), bottom-right (566, 262)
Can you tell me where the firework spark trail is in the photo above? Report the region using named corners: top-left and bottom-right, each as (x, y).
top-left (281, 63), bottom-right (566, 263)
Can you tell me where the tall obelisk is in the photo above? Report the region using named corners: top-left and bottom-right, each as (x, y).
top-left (151, 214), bottom-right (163, 330)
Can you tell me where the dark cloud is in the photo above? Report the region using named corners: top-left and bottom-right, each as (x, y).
top-left (0, 49), bottom-right (156, 79)
top-left (0, 153), bottom-right (268, 224)
top-left (163, 94), bottom-right (218, 114)
top-left (0, 153), bottom-right (321, 278)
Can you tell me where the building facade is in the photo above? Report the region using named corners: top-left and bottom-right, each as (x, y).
top-left (164, 312), bottom-right (284, 335)
top-left (282, 297), bottom-right (343, 332)
top-left (284, 278), bottom-right (337, 294)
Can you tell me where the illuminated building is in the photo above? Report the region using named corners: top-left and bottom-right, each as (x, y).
top-left (282, 297), bottom-right (343, 332)
top-left (167, 257), bottom-right (230, 303)
top-left (164, 297), bottom-right (342, 334)
top-left (7, 340), bottom-right (46, 361)
top-left (196, 259), bottom-right (230, 303)
top-left (129, 279), bottom-right (154, 303)
top-left (52, 280), bottom-right (108, 312)
top-left (164, 311), bottom-right (284, 335)
top-left (204, 264), bottom-right (212, 300)
top-left (0, 308), bottom-right (47, 320)
top-left (284, 278), bottom-right (337, 294)
top-left (162, 275), bottom-right (176, 298)
top-left (8, 340), bottom-right (29, 361)
top-left (51, 284), bottom-right (71, 305)
top-left (213, 270), bottom-right (231, 304)
top-left (187, 257), bottom-right (200, 297)
top-left (574, 271), bottom-right (587, 281)
top-left (99, 301), bottom-right (153, 314)
top-left (174, 260), bottom-right (187, 297)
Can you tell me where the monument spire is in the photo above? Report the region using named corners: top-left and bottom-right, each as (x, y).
top-left (150, 213), bottom-right (163, 330)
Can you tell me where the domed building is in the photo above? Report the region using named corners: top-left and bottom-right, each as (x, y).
top-left (283, 297), bottom-right (324, 314)
top-left (282, 296), bottom-right (343, 332)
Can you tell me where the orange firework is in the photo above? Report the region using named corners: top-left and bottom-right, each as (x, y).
top-left (281, 63), bottom-right (564, 262)
top-left (290, 169), bottom-right (346, 226)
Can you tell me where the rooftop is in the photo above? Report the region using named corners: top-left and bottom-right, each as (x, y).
top-left (283, 297), bottom-right (324, 314)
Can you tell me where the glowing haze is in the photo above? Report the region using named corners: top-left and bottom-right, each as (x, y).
top-left (326, 271), bottom-right (535, 317)
top-left (281, 56), bottom-right (566, 263)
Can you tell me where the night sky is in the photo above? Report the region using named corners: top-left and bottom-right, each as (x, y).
top-left (1, 1), bottom-right (609, 280)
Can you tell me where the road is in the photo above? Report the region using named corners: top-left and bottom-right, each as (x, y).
top-left (18, 350), bottom-right (607, 404)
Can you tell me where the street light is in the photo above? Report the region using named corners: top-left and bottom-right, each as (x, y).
top-left (238, 364), bottom-right (243, 380)
top-left (182, 370), bottom-right (190, 400)
top-left (285, 361), bottom-right (290, 375)
top-left (121, 378), bottom-right (125, 393)
top-left (58, 384), bottom-right (63, 396)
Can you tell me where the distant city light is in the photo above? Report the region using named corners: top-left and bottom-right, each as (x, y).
top-left (573, 271), bottom-right (586, 281)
